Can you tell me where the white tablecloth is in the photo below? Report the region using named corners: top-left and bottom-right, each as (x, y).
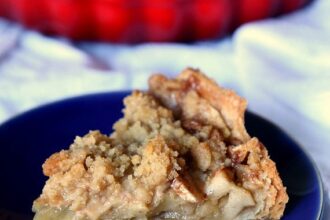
top-left (0, 0), bottom-right (329, 202)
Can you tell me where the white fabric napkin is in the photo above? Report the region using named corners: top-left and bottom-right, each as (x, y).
top-left (0, 0), bottom-right (329, 201)
top-left (234, 0), bottom-right (330, 194)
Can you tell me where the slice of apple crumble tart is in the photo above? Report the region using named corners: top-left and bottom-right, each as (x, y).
top-left (33, 68), bottom-right (288, 220)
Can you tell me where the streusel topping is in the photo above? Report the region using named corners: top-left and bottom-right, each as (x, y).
top-left (33, 69), bottom-right (288, 220)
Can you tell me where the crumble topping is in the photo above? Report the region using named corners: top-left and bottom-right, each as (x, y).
top-left (33, 69), bottom-right (288, 220)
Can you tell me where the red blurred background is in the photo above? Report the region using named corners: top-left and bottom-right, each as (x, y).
top-left (0, 0), bottom-right (313, 42)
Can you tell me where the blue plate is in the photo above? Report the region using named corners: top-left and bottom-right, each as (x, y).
top-left (0, 91), bottom-right (325, 219)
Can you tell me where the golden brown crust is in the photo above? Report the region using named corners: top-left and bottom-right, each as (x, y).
top-left (178, 68), bottom-right (250, 143)
top-left (149, 68), bottom-right (250, 144)
top-left (43, 150), bottom-right (70, 177)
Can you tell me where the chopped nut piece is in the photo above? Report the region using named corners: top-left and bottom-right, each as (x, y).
top-left (171, 176), bottom-right (204, 203)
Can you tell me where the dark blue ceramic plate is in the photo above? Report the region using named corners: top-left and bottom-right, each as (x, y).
top-left (0, 91), bottom-right (324, 220)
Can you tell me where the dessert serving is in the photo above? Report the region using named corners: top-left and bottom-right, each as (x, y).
top-left (33, 68), bottom-right (288, 220)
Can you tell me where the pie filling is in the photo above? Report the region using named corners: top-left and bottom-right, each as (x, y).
top-left (33, 69), bottom-right (288, 220)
